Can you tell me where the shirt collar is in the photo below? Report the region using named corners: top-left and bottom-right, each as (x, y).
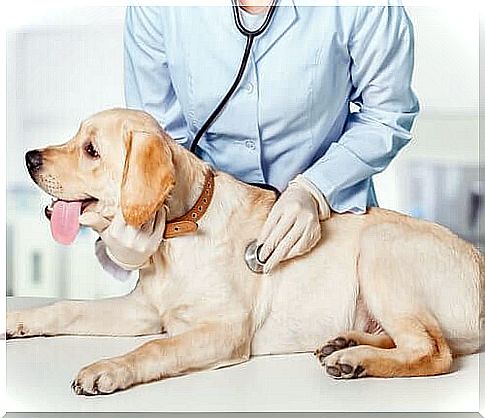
top-left (230, 0), bottom-right (297, 63)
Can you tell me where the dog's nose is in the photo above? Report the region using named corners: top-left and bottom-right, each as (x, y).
top-left (25, 150), bottom-right (43, 172)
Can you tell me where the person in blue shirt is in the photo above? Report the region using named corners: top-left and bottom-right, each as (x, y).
top-left (97, 3), bottom-right (419, 276)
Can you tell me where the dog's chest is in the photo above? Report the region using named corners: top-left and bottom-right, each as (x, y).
top-left (139, 239), bottom-right (259, 335)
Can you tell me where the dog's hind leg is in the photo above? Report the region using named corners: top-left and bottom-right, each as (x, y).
top-left (317, 222), bottom-right (454, 379)
top-left (317, 313), bottom-right (452, 378)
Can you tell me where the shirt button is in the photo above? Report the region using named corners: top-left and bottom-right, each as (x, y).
top-left (245, 139), bottom-right (256, 150)
top-left (245, 82), bottom-right (254, 94)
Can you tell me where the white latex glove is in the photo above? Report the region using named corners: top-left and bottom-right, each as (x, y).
top-left (94, 237), bottom-right (134, 281)
top-left (257, 175), bottom-right (331, 273)
top-left (99, 207), bottom-right (167, 270)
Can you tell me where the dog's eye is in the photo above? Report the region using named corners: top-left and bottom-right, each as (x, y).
top-left (84, 142), bottom-right (100, 159)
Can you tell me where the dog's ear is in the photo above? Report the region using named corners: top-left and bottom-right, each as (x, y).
top-left (120, 129), bottom-right (175, 227)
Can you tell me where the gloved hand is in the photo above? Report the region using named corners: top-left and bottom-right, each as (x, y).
top-left (257, 175), bottom-right (331, 273)
top-left (94, 237), bottom-right (134, 282)
top-left (98, 207), bottom-right (167, 270)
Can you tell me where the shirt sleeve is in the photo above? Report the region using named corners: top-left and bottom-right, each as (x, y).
top-left (124, 6), bottom-right (189, 146)
top-left (302, 6), bottom-right (420, 214)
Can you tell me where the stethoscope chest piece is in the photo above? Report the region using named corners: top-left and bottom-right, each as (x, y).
top-left (244, 240), bottom-right (266, 274)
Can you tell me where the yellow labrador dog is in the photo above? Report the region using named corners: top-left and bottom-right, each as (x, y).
top-left (8, 108), bottom-right (484, 395)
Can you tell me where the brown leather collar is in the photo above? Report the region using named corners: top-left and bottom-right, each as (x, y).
top-left (163, 170), bottom-right (215, 239)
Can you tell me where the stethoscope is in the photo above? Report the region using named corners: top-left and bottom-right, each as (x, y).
top-left (189, 0), bottom-right (278, 158)
top-left (189, 1), bottom-right (280, 273)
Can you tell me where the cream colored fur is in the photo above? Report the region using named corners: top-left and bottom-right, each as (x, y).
top-left (8, 109), bottom-right (484, 395)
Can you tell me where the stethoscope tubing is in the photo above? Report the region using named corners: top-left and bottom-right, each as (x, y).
top-left (189, 1), bottom-right (279, 155)
top-left (189, 34), bottom-right (255, 154)
top-left (191, 2), bottom-right (281, 273)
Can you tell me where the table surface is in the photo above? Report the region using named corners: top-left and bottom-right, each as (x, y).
top-left (6, 297), bottom-right (483, 412)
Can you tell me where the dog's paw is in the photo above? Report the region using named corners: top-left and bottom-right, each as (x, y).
top-left (320, 348), bottom-right (367, 379)
top-left (6, 312), bottom-right (31, 339)
top-left (314, 336), bottom-right (358, 363)
top-left (72, 359), bottom-right (134, 396)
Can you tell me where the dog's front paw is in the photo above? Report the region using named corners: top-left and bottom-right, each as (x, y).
top-left (320, 348), bottom-right (367, 379)
top-left (72, 358), bottom-right (134, 396)
top-left (6, 312), bottom-right (33, 339)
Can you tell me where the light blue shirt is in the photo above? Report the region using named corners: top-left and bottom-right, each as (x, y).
top-left (124, 4), bottom-right (419, 214)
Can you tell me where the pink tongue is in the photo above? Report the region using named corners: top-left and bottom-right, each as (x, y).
top-left (50, 201), bottom-right (82, 245)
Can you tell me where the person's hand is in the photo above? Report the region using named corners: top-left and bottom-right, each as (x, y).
top-left (257, 175), bottom-right (331, 273)
top-left (98, 207), bottom-right (167, 270)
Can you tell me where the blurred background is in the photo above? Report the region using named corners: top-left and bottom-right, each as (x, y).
top-left (5, 6), bottom-right (482, 298)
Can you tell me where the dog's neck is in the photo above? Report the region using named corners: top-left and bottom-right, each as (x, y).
top-left (164, 142), bottom-right (210, 221)
top-left (163, 139), bottom-right (276, 234)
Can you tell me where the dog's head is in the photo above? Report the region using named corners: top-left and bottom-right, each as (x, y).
top-left (25, 108), bottom-right (175, 238)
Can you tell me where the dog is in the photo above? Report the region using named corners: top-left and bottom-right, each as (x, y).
top-left (7, 108), bottom-right (483, 396)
